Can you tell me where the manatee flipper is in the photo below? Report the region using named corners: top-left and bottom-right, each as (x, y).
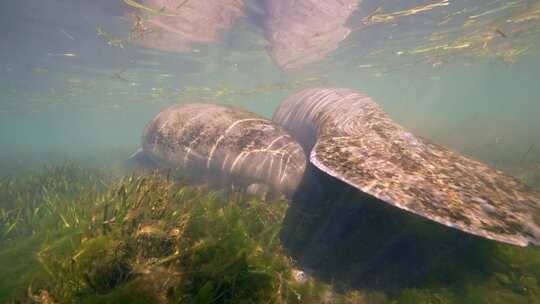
top-left (126, 148), bottom-right (158, 172)
top-left (274, 88), bottom-right (540, 247)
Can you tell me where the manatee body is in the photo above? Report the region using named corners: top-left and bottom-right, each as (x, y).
top-left (125, 0), bottom-right (362, 69)
top-left (264, 0), bottom-right (361, 69)
top-left (135, 103), bottom-right (306, 197)
top-left (273, 87), bottom-right (540, 247)
top-left (128, 0), bottom-right (244, 53)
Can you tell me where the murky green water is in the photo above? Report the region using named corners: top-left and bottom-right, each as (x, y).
top-left (1, 0), bottom-right (539, 303)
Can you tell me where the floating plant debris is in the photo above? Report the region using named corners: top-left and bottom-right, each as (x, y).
top-left (122, 0), bottom-right (181, 17)
top-left (96, 26), bottom-right (124, 49)
top-left (364, 0), bottom-right (450, 24)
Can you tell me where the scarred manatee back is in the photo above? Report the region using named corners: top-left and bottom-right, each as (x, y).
top-left (142, 103), bottom-right (306, 197)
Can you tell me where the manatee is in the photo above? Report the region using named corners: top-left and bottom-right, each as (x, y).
top-left (130, 103), bottom-right (306, 197)
top-left (263, 0), bottom-right (361, 69)
top-left (272, 87), bottom-right (540, 247)
top-left (126, 0), bottom-right (244, 53)
top-left (125, 0), bottom-right (363, 69)
top-left (130, 89), bottom-right (540, 247)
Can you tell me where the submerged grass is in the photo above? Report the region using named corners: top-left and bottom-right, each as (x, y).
top-left (0, 163), bottom-right (344, 303)
top-left (0, 162), bottom-right (539, 303)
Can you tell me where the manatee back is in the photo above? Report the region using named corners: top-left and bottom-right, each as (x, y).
top-left (142, 103), bottom-right (306, 197)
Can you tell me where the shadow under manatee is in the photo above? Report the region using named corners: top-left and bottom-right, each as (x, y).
top-left (281, 163), bottom-right (503, 295)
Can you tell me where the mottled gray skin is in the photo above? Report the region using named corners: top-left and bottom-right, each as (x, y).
top-left (264, 0), bottom-right (361, 69)
top-left (136, 103), bottom-right (306, 197)
top-left (129, 0), bottom-right (244, 53)
top-left (273, 87), bottom-right (540, 247)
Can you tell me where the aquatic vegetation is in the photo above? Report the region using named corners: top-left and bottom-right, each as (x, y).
top-left (0, 162), bottom-right (109, 241)
top-left (0, 163), bottom-right (345, 303)
top-left (0, 157), bottom-right (540, 303)
top-left (0, 162), bottom-right (539, 303)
